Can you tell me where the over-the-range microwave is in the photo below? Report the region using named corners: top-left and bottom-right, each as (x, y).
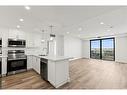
top-left (8, 39), bottom-right (26, 47)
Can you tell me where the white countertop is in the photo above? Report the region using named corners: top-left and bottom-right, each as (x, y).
top-left (27, 54), bottom-right (71, 61)
top-left (0, 55), bottom-right (7, 58)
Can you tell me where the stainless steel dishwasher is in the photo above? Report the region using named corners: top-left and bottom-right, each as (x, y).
top-left (40, 58), bottom-right (48, 81)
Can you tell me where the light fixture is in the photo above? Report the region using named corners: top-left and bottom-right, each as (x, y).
top-left (17, 25), bottom-right (20, 28)
top-left (41, 30), bottom-right (45, 43)
top-left (78, 35), bottom-right (81, 37)
top-left (50, 37), bottom-right (54, 41)
top-left (41, 39), bottom-right (45, 42)
top-left (19, 18), bottom-right (24, 22)
top-left (100, 22), bottom-right (104, 25)
top-left (49, 25), bottom-right (55, 41)
top-left (67, 32), bottom-right (70, 34)
top-left (25, 6), bottom-right (31, 10)
top-left (78, 27), bottom-right (82, 31)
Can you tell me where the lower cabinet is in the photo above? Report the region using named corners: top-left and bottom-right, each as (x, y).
top-left (27, 55), bottom-right (33, 70)
top-left (48, 60), bottom-right (70, 88)
top-left (0, 60), bottom-right (1, 75)
top-left (2, 57), bottom-right (7, 75)
top-left (34, 57), bottom-right (40, 74)
top-left (27, 55), bottom-right (40, 74)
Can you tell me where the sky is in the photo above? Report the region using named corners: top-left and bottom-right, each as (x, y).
top-left (91, 39), bottom-right (114, 48)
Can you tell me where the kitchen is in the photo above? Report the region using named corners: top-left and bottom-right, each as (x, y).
top-left (0, 25), bottom-right (72, 88)
top-left (1, 6), bottom-right (127, 89)
top-left (0, 6), bottom-right (84, 89)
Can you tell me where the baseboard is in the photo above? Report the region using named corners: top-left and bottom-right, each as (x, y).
top-left (1, 69), bottom-right (33, 77)
top-left (69, 57), bottom-right (83, 61)
top-left (82, 57), bottom-right (127, 64)
top-left (115, 61), bottom-right (127, 64)
top-left (82, 57), bottom-right (90, 59)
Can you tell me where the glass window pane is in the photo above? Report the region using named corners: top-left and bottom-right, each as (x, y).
top-left (90, 40), bottom-right (100, 59)
top-left (102, 38), bottom-right (114, 61)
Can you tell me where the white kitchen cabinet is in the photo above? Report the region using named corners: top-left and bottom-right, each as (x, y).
top-left (32, 56), bottom-right (40, 74)
top-left (32, 32), bottom-right (41, 48)
top-left (36, 57), bottom-right (40, 74)
top-left (48, 59), bottom-right (70, 88)
top-left (27, 55), bottom-right (33, 70)
top-left (25, 32), bottom-right (35, 48)
top-left (8, 29), bottom-right (26, 39)
top-left (2, 57), bottom-right (7, 75)
top-left (26, 38), bottom-right (34, 48)
top-left (32, 56), bottom-right (36, 71)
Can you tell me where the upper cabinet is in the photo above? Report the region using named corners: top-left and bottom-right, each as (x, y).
top-left (26, 32), bottom-right (42, 48)
top-left (33, 32), bottom-right (42, 48)
top-left (8, 29), bottom-right (26, 39)
top-left (26, 32), bottom-right (35, 48)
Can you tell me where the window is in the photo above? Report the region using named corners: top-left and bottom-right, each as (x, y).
top-left (90, 38), bottom-right (115, 61)
top-left (90, 40), bottom-right (101, 59)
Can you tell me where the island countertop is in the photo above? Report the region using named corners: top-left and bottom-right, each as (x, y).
top-left (27, 54), bottom-right (71, 61)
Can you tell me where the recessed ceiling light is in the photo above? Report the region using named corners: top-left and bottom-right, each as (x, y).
top-left (41, 39), bottom-right (45, 42)
top-left (107, 30), bottom-right (111, 31)
top-left (67, 32), bottom-right (70, 34)
top-left (25, 6), bottom-right (31, 10)
top-left (78, 27), bottom-right (82, 31)
top-left (17, 25), bottom-right (20, 28)
top-left (19, 18), bottom-right (24, 22)
top-left (100, 22), bottom-right (104, 25)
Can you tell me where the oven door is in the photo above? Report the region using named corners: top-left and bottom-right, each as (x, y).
top-left (7, 59), bottom-right (27, 73)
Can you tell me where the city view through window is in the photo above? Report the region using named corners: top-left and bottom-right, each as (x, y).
top-left (90, 38), bottom-right (115, 61)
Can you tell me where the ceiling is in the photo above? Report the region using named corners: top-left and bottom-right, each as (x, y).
top-left (0, 6), bottom-right (126, 39)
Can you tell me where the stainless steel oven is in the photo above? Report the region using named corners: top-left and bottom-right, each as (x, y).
top-left (8, 39), bottom-right (26, 47)
top-left (7, 50), bottom-right (27, 75)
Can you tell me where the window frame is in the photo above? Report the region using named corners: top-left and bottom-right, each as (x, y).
top-left (90, 37), bottom-right (115, 61)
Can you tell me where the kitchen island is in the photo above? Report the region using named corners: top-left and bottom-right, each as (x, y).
top-left (27, 55), bottom-right (71, 88)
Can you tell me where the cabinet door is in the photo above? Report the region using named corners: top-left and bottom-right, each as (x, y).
top-left (9, 29), bottom-right (26, 39)
top-left (32, 56), bottom-right (36, 71)
top-left (27, 56), bottom-right (33, 69)
top-left (2, 57), bottom-right (7, 75)
top-left (55, 60), bottom-right (69, 86)
top-left (32, 56), bottom-right (40, 74)
top-left (48, 61), bottom-right (56, 85)
top-left (36, 57), bottom-right (40, 74)
top-left (26, 37), bottom-right (35, 48)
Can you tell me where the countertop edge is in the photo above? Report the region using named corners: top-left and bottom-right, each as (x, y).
top-left (27, 54), bottom-right (71, 61)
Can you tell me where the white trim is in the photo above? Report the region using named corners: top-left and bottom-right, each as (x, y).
top-left (69, 57), bottom-right (82, 61)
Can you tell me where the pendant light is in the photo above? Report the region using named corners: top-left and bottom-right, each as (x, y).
top-left (41, 30), bottom-right (45, 43)
top-left (49, 25), bottom-right (55, 41)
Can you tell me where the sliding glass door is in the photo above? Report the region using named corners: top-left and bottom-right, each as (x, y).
top-left (90, 38), bottom-right (115, 61)
top-left (102, 38), bottom-right (115, 61)
top-left (90, 40), bottom-right (101, 59)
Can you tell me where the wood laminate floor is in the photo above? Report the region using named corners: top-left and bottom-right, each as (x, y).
top-left (1, 58), bottom-right (127, 89)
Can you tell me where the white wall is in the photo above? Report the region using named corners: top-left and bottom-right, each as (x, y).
top-left (64, 36), bottom-right (82, 59)
top-left (82, 40), bottom-right (90, 58)
top-left (115, 36), bottom-right (127, 63)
